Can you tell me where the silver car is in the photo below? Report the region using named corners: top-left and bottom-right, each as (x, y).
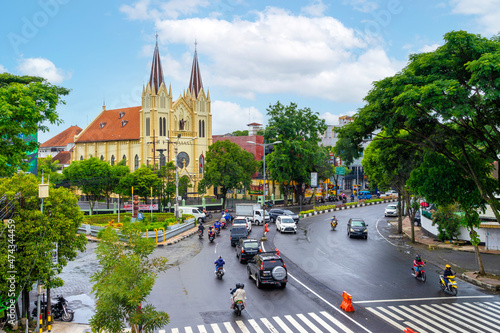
top-left (384, 204), bottom-right (398, 217)
top-left (276, 216), bottom-right (297, 234)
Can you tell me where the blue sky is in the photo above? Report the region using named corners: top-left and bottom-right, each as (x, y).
top-left (1, 0), bottom-right (499, 143)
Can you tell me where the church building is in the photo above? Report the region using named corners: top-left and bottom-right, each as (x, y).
top-left (72, 38), bottom-right (212, 193)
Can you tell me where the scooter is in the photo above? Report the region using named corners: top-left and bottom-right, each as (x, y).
top-left (208, 232), bottom-right (215, 243)
top-left (221, 219), bottom-right (227, 229)
top-left (215, 227), bottom-right (221, 236)
top-left (32, 295), bottom-right (74, 322)
top-left (233, 299), bottom-right (245, 316)
top-left (411, 264), bottom-right (426, 282)
top-left (215, 266), bottom-right (224, 280)
top-left (198, 230), bottom-right (203, 239)
top-left (330, 218), bottom-right (338, 230)
top-left (439, 274), bottom-right (458, 296)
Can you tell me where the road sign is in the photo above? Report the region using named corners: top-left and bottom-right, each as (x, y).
top-left (311, 172), bottom-right (318, 187)
top-left (336, 167), bottom-right (345, 175)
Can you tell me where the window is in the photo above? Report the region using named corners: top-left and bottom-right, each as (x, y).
top-left (202, 120), bottom-right (205, 137)
top-left (122, 155), bottom-right (126, 162)
top-left (111, 155), bottom-right (115, 166)
top-left (146, 117), bottom-right (150, 136)
top-left (199, 120), bottom-right (205, 138)
top-left (163, 118), bottom-right (166, 136)
top-left (159, 117), bottom-right (163, 137)
top-left (134, 155), bottom-right (139, 170)
top-left (100, 155), bottom-right (104, 161)
top-left (80, 156), bottom-right (83, 160)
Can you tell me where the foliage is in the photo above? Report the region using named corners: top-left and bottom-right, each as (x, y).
top-left (117, 166), bottom-right (161, 200)
top-left (0, 173), bottom-right (87, 311)
top-left (264, 102), bottom-right (328, 203)
top-left (157, 162), bottom-right (176, 206)
top-left (179, 175), bottom-right (192, 198)
top-left (431, 205), bottom-right (462, 241)
top-left (0, 73), bottom-right (70, 176)
top-left (231, 130), bottom-right (249, 136)
top-left (198, 140), bottom-right (258, 209)
top-left (37, 156), bottom-right (65, 185)
top-left (90, 223), bottom-right (169, 333)
top-left (103, 160), bottom-right (130, 208)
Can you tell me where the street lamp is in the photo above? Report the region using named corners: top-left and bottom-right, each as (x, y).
top-left (247, 140), bottom-right (282, 222)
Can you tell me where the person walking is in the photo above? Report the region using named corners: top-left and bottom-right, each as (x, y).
top-left (264, 222), bottom-right (269, 236)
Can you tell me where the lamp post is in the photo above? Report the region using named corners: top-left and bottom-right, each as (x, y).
top-left (247, 140), bottom-right (281, 222)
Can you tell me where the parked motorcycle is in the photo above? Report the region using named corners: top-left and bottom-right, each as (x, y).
top-left (330, 217), bottom-right (338, 230)
top-left (216, 267), bottom-right (224, 280)
top-left (411, 264), bottom-right (426, 282)
top-left (32, 295), bottom-right (74, 322)
top-left (439, 274), bottom-right (458, 295)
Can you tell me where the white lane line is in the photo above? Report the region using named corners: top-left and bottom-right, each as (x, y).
top-left (223, 322), bottom-right (236, 333)
top-left (214, 242), bottom-right (218, 253)
top-left (235, 320), bottom-right (250, 333)
top-left (197, 324), bottom-right (207, 333)
top-left (210, 323), bottom-right (222, 333)
top-left (284, 315), bottom-right (308, 333)
top-left (308, 312), bottom-right (338, 333)
top-left (399, 305), bottom-right (453, 333)
top-left (288, 274), bottom-right (372, 333)
top-left (320, 311), bottom-right (354, 333)
top-left (259, 318), bottom-right (280, 333)
top-left (272, 316), bottom-right (294, 333)
top-left (297, 313), bottom-right (323, 333)
top-left (354, 295), bottom-right (494, 304)
top-left (437, 304), bottom-right (497, 333)
top-left (366, 307), bottom-right (406, 332)
top-left (421, 304), bottom-right (482, 333)
top-left (409, 304), bottom-right (468, 333)
top-left (317, 248), bottom-right (327, 256)
top-left (375, 218), bottom-right (404, 247)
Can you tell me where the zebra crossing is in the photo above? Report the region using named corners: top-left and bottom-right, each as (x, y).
top-left (367, 301), bottom-right (500, 333)
top-left (159, 311), bottom-right (357, 333)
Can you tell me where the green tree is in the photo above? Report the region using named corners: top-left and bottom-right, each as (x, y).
top-left (117, 166), bottom-right (161, 201)
top-left (179, 175), bottom-right (192, 198)
top-left (37, 156), bottom-right (65, 185)
top-left (63, 157), bottom-right (111, 214)
top-left (264, 102), bottom-right (328, 204)
top-left (198, 140), bottom-right (258, 209)
top-left (158, 162), bottom-right (176, 208)
top-left (103, 160), bottom-right (130, 208)
top-left (231, 130), bottom-right (249, 136)
top-left (0, 73), bottom-right (70, 176)
top-left (0, 172), bottom-right (87, 320)
top-left (90, 224), bottom-right (169, 333)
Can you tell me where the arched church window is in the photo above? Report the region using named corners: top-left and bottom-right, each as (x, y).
top-left (111, 155), bottom-right (115, 166)
top-left (163, 118), bottom-right (166, 136)
top-left (159, 117), bottom-right (163, 137)
top-left (198, 120), bottom-right (201, 137)
top-left (122, 155), bottom-right (126, 162)
top-left (134, 155), bottom-right (139, 170)
top-left (202, 120), bottom-right (205, 138)
top-left (146, 118), bottom-right (150, 137)
top-left (100, 155), bottom-right (104, 161)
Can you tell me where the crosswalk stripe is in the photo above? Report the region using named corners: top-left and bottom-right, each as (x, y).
top-left (284, 314), bottom-right (308, 333)
top-left (421, 304), bottom-right (482, 333)
top-left (387, 305), bottom-right (439, 333)
top-left (273, 316), bottom-right (294, 333)
top-left (448, 303), bottom-right (500, 327)
top-left (402, 321), bottom-right (426, 333)
top-left (483, 301), bottom-right (500, 312)
top-left (184, 327), bottom-right (193, 333)
top-left (223, 321), bottom-right (236, 333)
top-left (437, 303), bottom-right (497, 333)
top-left (366, 307), bottom-right (406, 331)
top-left (308, 312), bottom-right (338, 333)
top-left (247, 319), bottom-right (265, 333)
top-left (259, 318), bottom-right (279, 333)
top-left (476, 302), bottom-right (500, 315)
top-left (320, 311), bottom-right (354, 333)
top-left (375, 307), bottom-right (404, 321)
top-left (235, 320), bottom-right (250, 333)
top-left (399, 305), bottom-right (454, 333)
top-left (463, 302), bottom-right (500, 324)
top-left (409, 304), bottom-right (468, 333)
top-left (171, 329), bottom-right (179, 333)
top-left (210, 323), bottom-right (222, 333)
top-left (197, 324), bottom-right (207, 333)
top-left (297, 313), bottom-right (322, 332)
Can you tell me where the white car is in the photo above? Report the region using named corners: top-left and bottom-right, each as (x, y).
top-left (385, 204), bottom-right (399, 217)
top-left (232, 216), bottom-right (252, 233)
top-left (276, 216), bottom-right (297, 234)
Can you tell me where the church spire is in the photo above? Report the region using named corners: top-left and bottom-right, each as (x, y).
top-left (188, 40), bottom-right (204, 98)
top-left (149, 33), bottom-right (165, 95)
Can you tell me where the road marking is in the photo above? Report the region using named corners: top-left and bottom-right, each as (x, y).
top-left (223, 321), bottom-right (235, 333)
top-left (272, 316), bottom-right (294, 333)
top-left (375, 306), bottom-right (403, 321)
top-left (284, 314), bottom-right (308, 333)
top-left (395, 305), bottom-right (447, 333)
top-left (259, 318), bottom-right (279, 333)
top-left (482, 301), bottom-right (500, 312)
top-left (184, 327), bottom-right (193, 333)
top-left (432, 303), bottom-right (496, 333)
top-left (235, 320), bottom-right (250, 333)
top-left (409, 304), bottom-right (467, 333)
top-left (317, 248), bottom-right (327, 256)
top-left (366, 307), bottom-right (406, 331)
top-left (170, 329), bottom-right (178, 333)
top-left (375, 218), bottom-right (407, 247)
top-left (210, 323), bottom-right (222, 333)
top-left (422, 304), bottom-right (482, 333)
top-left (453, 302), bottom-right (500, 324)
top-left (320, 311), bottom-right (354, 333)
top-left (308, 312), bottom-right (338, 333)
top-left (354, 295), bottom-right (494, 304)
top-left (297, 313), bottom-right (322, 332)
top-left (463, 302), bottom-right (500, 324)
top-left (197, 324), bottom-right (207, 333)
top-left (247, 319), bottom-right (264, 333)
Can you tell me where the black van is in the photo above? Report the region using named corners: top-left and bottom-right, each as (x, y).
top-left (230, 226), bottom-right (249, 246)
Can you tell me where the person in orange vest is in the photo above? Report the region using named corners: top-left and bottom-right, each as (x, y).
top-left (264, 222), bottom-right (269, 236)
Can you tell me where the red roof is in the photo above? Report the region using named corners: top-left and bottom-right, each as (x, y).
top-left (40, 125), bottom-right (82, 147)
top-left (247, 122), bottom-right (262, 126)
top-left (76, 106), bottom-right (141, 143)
top-left (52, 151), bottom-right (71, 165)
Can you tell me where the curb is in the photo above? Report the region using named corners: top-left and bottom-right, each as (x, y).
top-left (462, 272), bottom-right (500, 291)
top-left (299, 199), bottom-right (397, 218)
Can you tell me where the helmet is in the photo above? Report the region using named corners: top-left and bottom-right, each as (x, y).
top-left (445, 264), bottom-right (451, 269)
top-left (235, 283), bottom-right (242, 289)
top-left (209, 226), bottom-right (213, 229)
top-left (239, 283), bottom-right (244, 289)
top-left (415, 255), bottom-right (421, 261)
top-left (219, 256), bottom-right (222, 259)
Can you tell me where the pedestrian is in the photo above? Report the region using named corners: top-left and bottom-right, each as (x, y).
top-left (136, 301), bottom-right (143, 332)
top-left (264, 222), bottom-right (269, 236)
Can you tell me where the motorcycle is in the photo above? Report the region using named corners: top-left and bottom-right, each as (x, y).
top-left (330, 218), bottom-right (338, 230)
top-left (221, 220), bottom-right (227, 229)
top-left (411, 264), bottom-right (426, 282)
top-left (208, 232), bottom-right (215, 243)
top-left (216, 266), bottom-right (224, 280)
top-left (233, 299), bottom-right (245, 316)
top-left (203, 210), bottom-right (213, 220)
top-left (439, 274), bottom-right (458, 296)
top-left (215, 227), bottom-right (221, 236)
top-left (32, 295), bottom-right (74, 322)
top-left (198, 230), bottom-right (203, 239)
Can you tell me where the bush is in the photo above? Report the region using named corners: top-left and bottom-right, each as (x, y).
top-left (432, 205), bottom-right (461, 241)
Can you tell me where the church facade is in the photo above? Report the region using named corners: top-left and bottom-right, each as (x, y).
top-left (72, 39), bottom-right (212, 193)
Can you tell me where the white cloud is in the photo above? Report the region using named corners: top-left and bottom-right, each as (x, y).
top-left (419, 43), bottom-right (441, 53)
top-left (450, 0), bottom-right (500, 35)
top-left (212, 100), bottom-right (264, 135)
top-left (17, 58), bottom-right (70, 84)
top-left (343, 0), bottom-right (378, 13)
top-left (0, 65), bottom-right (6, 73)
top-left (152, 7), bottom-right (402, 103)
top-left (120, 0), bottom-right (209, 20)
top-left (301, 0), bottom-right (328, 17)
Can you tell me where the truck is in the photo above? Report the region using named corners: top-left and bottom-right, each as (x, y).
top-left (235, 203), bottom-right (270, 225)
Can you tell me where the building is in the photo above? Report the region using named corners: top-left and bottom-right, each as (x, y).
top-left (39, 125), bottom-right (82, 159)
top-left (72, 38), bottom-right (212, 193)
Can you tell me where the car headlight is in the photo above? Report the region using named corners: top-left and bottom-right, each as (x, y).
top-left (350, 228), bottom-right (355, 232)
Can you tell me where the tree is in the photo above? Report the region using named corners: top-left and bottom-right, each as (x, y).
top-left (117, 166), bottom-right (161, 201)
top-left (334, 30), bottom-right (500, 224)
top-left (157, 162), bottom-right (176, 209)
top-left (198, 140), bottom-right (258, 209)
top-left (63, 157), bottom-right (111, 214)
top-left (103, 160), bottom-right (130, 208)
top-left (231, 130), bottom-right (249, 136)
top-left (37, 156), bottom-right (65, 185)
top-left (0, 73), bottom-right (70, 176)
top-left (264, 102), bottom-right (328, 204)
top-left (90, 224), bottom-right (169, 333)
top-left (0, 172), bottom-right (87, 322)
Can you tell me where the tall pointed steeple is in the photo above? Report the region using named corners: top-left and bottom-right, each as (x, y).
top-left (188, 40), bottom-right (204, 98)
top-left (149, 33), bottom-right (165, 95)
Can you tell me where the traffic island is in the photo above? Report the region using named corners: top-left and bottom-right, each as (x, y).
top-left (462, 271), bottom-right (500, 291)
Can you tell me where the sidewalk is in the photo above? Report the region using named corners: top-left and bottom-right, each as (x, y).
top-left (399, 216), bottom-right (500, 291)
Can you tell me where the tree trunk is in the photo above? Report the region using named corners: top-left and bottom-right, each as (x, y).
top-left (47, 287), bottom-right (51, 326)
top-left (397, 193), bottom-right (402, 234)
top-left (22, 289), bottom-right (29, 319)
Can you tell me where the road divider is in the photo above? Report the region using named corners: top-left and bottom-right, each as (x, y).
top-left (340, 291), bottom-right (355, 312)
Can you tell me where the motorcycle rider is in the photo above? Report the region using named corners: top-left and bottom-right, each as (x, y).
top-left (198, 223), bottom-right (205, 236)
top-left (208, 226), bottom-right (215, 238)
top-left (331, 215), bottom-right (338, 227)
top-left (230, 283), bottom-right (246, 309)
top-left (223, 210), bottom-right (232, 222)
top-left (413, 254), bottom-right (425, 276)
top-left (214, 220), bottom-right (222, 233)
top-left (443, 264), bottom-right (453, 288)
top-left (214, 256), bottom-right (225, 273)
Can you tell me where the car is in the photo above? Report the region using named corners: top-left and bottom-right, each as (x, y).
top-left (275, 216), bottom-right (297, 233)
top-left (235, 238), bottom-right (261, 263)
top-left (247, 252), bottom-right (287, 289)
top-left (414, 211), bottom-right (421, 226)
top-left (230, 227), bottom-right (249, 246)
top-left (358, 190), bottom-right (372, 200)
top-left (178, 206), bottom-right (206, 223)
top-left (232, 216), bottom-right (252, 233)
top-left (384, 204), bottom-right (399, 217)
top-left (347, 218), bottom-right (368, 239)
top-left (268, 209), bottom-right (300, 223)
top-left (380, 190), bottom-right (398, 198)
